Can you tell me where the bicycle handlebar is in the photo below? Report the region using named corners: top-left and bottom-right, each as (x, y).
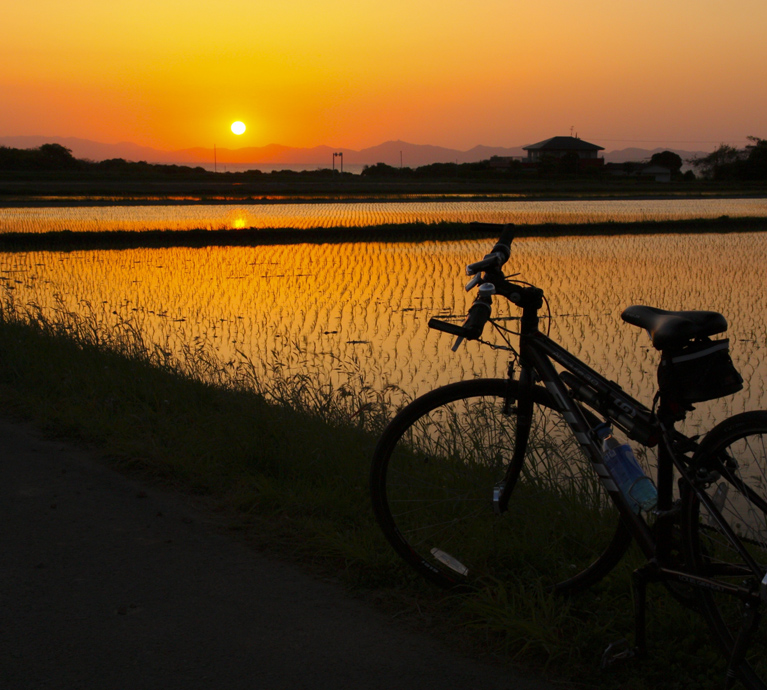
top-left (428, 295), bottom-right (492, 348)
top-left (489, 224), bottom-right (515, 262)
top-left (428, 224), bottom-right (516, 348)
top-left (466, 223), bottom-right (515, 275)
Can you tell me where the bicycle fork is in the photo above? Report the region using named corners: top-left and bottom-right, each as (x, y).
top-left (493, 361), bottom-right (531, 515)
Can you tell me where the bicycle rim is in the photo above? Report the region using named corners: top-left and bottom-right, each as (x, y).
top-left (686, 411), bottom-right (767, 689)
top-left (370, 378), bottom-right (630, 591)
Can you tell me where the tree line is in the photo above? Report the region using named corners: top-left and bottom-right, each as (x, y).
top-left (689, 137), bottom-right (767, 180)
top-left (2, 139), bottom-right (765, 182)
top-left (0, 143), bottom-right (344, 179)
top-left (0, 143), bottom-right (210, 177)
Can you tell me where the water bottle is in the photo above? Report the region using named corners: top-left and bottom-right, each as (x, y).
top-left (595, 423), bottom-right (657, 513)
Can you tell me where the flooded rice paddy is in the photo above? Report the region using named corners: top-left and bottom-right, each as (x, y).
top-left (2, 231), bottom-right (766, 434)
top-left (2, 197), bottom-right (767, 233)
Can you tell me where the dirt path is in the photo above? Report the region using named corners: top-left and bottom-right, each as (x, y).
top-left (0, 415), bottom-right (564, 690)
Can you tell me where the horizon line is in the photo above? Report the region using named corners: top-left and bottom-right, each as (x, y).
top-left (0, 134), bottom-right (736, 155)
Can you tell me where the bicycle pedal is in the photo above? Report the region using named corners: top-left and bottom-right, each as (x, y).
top-left (601, 639), bottom-right (637, 669)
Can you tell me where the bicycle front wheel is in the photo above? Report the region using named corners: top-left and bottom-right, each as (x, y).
top-left (371, 378), bottom-right (630, 591)
top-left (686, 411), bottom-right (767, 689)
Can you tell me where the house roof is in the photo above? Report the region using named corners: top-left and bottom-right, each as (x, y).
top-left (523, 136), bottom-right (604, 152)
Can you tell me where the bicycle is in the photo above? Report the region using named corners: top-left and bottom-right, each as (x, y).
top-left (370, 223), bottom-right (767, 688)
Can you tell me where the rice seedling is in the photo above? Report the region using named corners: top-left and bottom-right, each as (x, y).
top-left (0, 278), bottom-right (744, 690)
top-left (2, 231), bottom-right (767, 422)
top-left (1, 198), bottom-right (766, 234)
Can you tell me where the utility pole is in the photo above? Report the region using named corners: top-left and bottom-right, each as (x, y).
top-left (214, 144), bottom-right (217, 174)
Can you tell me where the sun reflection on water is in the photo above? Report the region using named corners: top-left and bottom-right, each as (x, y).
top-left (2, 199), bottom-right (767, 234)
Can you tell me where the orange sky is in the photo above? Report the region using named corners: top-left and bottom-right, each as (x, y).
top-left (2, 0), bottom-right (765, 152)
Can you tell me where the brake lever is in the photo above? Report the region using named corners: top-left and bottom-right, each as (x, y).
top-left (465, 273), bottom-right (482, 291)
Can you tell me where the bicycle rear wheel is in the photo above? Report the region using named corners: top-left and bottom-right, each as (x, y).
top-left (370, 378), bottom-right (630, 591)
top-left (686, 411), bottom-right (767, 689)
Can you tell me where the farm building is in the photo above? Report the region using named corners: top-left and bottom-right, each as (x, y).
top-left (522, 136), bottom-right (605, 167)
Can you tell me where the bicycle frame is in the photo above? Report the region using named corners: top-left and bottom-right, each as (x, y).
top-left (499, 281), bottom-right (766, 605)
top-left (412, 230), bottom-right (767, 680)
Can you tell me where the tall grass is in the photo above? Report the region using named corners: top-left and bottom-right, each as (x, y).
top-left (0, 287), bottom-right (736, 689)
top-left (0, 281), bottom-right (398, 430)
top-left (0, 284), bottom-right (395, 544)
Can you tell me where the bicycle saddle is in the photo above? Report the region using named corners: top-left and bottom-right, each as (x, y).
top-left (621, 305), bottom-right (728, 350)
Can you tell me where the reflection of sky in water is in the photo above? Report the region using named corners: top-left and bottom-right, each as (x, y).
top-left (2, 198), bottom-right (767, 233)
top-left (2, 232), bottom-right (767, 434)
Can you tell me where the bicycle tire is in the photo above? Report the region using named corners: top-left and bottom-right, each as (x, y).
top-left (371, 378), bottom-right (631, 591)
top-left (685, 411), bottom-right (767, 689)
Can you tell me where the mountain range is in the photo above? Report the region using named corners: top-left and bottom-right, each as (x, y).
top-left (0, 135), bottom-right (707, 168)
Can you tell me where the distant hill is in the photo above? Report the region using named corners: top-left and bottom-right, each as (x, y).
top-left (0, 136), bottom-right (183, 165)
top-left (0, 136), bottom-right (527, 167)
top-left (0, 135), bottom-right (705, 169)
top-left (603, 146), bottom-right (708, 165)
top-left (345, 141), bottom-right (527, 166)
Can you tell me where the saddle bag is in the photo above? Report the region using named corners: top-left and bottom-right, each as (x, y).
top-left (658, 338), bottom-right (743, 404)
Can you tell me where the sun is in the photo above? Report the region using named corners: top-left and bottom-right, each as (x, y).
top-left (231, 121), bottom-right (246, 135)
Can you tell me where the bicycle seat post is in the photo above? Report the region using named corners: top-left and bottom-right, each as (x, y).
top-left (654, 401), bottom-right (677, 515)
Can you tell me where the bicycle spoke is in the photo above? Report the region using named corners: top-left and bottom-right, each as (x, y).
top-left (688, 413), bottom-right (767, 688)
top-left (371, 379), bottom-right (627, 591)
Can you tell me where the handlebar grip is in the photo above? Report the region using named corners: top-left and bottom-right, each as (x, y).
top-left (428, 318), bottom-right (467, 337)
top-left (489, 224), bottom-right (515, 263)
top-left (428, 296), bottom-right (492, 341)
top-left (465, 224), bottom-right (515, 275)
top-left (462, 298), bottom-right (492, 339)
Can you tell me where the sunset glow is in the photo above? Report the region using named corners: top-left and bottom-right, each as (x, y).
top-left (2, 0), bottom-right (765, 152)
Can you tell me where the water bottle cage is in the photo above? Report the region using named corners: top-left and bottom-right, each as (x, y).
top-left (624, 476), bottom-right (658, 512)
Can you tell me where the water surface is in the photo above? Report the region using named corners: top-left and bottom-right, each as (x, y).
top-left (2, 232), bottom-right (765, 434)
top-left (2, 198), bottom-right (767, 233)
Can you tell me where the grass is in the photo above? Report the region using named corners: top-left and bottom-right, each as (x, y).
top-left (0, 290), bottom-right (745, 689)
top-left (0, 216), bottom-right (766, 252)
top-left (377, 389), bottom-right (622, 590)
